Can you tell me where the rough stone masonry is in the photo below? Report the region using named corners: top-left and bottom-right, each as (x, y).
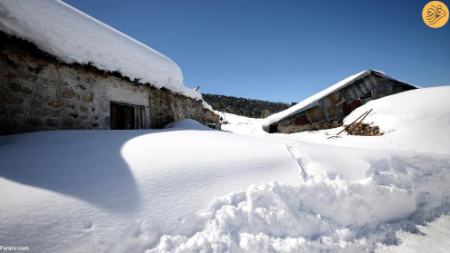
top-left (0, 32), bottom-right (220, 135)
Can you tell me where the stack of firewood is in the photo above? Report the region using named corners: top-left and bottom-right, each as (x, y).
top-left (346, 122), bottom-right (382, 136)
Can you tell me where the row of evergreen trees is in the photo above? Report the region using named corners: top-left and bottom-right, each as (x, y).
top-left (203, 93), bottom-right (291, 118)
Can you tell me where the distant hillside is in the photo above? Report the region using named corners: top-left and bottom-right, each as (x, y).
top-left (203, 93), bottom-right (291, 118)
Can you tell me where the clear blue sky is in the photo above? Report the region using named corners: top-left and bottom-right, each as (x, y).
top-left (64, 0), bottom-right (450, 103)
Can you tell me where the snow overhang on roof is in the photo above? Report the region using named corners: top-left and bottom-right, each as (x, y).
top-left (262, 70), bottom-right (417, 129)
top-left (0, 0), bottom-right (201, 100)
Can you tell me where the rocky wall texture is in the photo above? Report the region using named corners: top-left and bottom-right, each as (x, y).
top-left (276, 118), bottom-right (340, 134)
top-left (0, 32), bottom-right (219, 135)
top-left (147, 87), bottom-right (219, 128)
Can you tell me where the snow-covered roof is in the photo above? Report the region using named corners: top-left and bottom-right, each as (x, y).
top-left (0, 0), bottom-right (201, 99)
top-left (262, 70), bottom-right (415, 128)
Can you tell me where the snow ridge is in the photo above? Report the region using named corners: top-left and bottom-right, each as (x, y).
top-left (150, 151), bottom-right (450, 253)
top-left (1, 87), bottom-right (450, 252)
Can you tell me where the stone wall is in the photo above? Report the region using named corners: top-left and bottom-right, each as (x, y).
top-left (276, 118), bottom-right (340, 134)
top-left (148, 87), bottom-right (219, 128)
top-left (0, 32), bottom-right (220, 135)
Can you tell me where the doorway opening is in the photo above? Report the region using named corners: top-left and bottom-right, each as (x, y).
top-left (110, 102), bottom-right (145, 129)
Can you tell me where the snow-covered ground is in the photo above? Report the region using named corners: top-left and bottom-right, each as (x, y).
top-left (1, 87), bottom-right (450, 252)
top-left (0, 120), bottom-right (301, 252)
top-left (377, 215), bottom-right (450, 253)
top-left (219, 112), bottom-right (266, 136)
top-left (343, 86), bottom-right (450, 153)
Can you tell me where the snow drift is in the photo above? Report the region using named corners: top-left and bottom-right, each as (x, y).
top-left (1, 87), bottom-right (450, 252)
top-left (0, 0), bottom-right (200, 99)
top-left (344, 86), bottom-right (450, 153)
top-left (153, 102), bottom-right (450, 252)
top-left (0, 125), bottom-right (301, 252)
top-left (152, 150), bottom-right (450, 252)
top-left (170, 86), bottom-right (450, 252)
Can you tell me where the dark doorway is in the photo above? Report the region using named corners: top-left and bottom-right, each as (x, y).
top-left (269, 123), bottom-right (278, 133)
top-left (110, 102), bottom-right (145, 129)
top-left (343, 100), bottom-right (361, 116)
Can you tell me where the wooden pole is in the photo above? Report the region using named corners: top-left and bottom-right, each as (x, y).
top-left (346, 108), bottom-right (373, 135)
top-left (334, 108), bottom-right (372, 136)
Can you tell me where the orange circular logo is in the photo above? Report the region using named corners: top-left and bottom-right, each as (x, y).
top-left (422, 1), bottom-right (449, 28)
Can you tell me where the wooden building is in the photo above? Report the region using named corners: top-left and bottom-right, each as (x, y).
top-left (263, 70), bottom-right (417, 133)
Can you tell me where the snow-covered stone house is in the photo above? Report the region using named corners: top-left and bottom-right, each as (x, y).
top-left (263, 70), bottom-right (417, 133)
top-left (0, 1), bottom-right (219, 135)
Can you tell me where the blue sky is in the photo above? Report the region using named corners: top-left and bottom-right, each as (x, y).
top-left (64, 0), bottom-right (450, 103)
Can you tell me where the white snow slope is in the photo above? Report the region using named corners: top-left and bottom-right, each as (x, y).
top-left (343, 86), bottom-right (450, 153)
top-left (1, 87), bottom-right (450, 253)
top-left (0, 0), bottom-right (201, 99)
top-left (219, 112), bottom-right (266, 136)
top-left (0, 121), bottom-right (301, 253)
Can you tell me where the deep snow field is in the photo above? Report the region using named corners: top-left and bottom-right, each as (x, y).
top-left (1, 87), bottom-right (450, 253)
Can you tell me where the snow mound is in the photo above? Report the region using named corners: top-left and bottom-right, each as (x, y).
top-left (344, 86), bottom-right (450, 153)
top-left (165, 119), bottom-right (212, 131)
top-left (0, 130), bottom-right (301, 253)
top-left (148, 88), bottom-right (450, 252)
top-left (150, 150), bottom-right (450, 252)
top-left (0, 0), bottom-right (201, 99)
